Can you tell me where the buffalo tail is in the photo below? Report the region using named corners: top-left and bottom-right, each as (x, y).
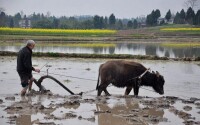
top-left (96, 68), bottom-right (100, 90)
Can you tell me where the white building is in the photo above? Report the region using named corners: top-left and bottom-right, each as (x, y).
top-left (19, 19), bottom-right (31, 28)
top-left (157, 17), bottom-right (174, 25)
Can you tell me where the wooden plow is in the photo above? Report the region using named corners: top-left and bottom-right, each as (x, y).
top-left (34, 75), bottom-right (83, 95)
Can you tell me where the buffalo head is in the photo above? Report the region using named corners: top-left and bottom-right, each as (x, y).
top-left (152, 71), bottom-right (165, 95)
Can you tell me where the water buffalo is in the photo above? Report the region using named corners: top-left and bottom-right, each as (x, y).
top-left (96, 60), bottom-right (165, 96)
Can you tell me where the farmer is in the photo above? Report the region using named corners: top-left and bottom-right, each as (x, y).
top-left (17, 40), bottom-right (43, 96)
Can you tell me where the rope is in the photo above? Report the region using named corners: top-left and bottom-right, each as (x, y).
top-left (40, 62), bottom-right (50, 70)
top-left (139, 68), bottom-right (150, 79)
top-left (81, 89), bottom-right (96, 94)
top-left (40, 70), bottom-right (97, 81)
top-left (82, 84), bottom-right (113, 94)
top-left (126, 68), bottom-right (150, 82)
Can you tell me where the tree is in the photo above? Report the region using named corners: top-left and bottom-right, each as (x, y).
top-left (41, 14), bottom-right (45, 19)
top-left (80, 20), bottom-right (94, 29)
top-left (0, 7), bottom-right (5, 13)
top-left (146, 11), bottom-right (155, 26)
top-left (115, 19), bottom-right (123, 29)
top-left (127, 21), bottom-right (133, 28)
top-left (186, 7), bottom-right (195, 24)
top-left (32, 19), bottom-right (52, 28)
top-left (31, 12), bottom-right (41, 22)
top-left (0, 12), bottom-right (7, 27)
top-left (9, 18), bottom-right (14, 28)
top-left (146, 14), bottom-right (153, 26)
top-left (146, 9), bottom-right (161, 26)
top-left (153, 9), bottom-right (161, 25)
top-left (109, 13), bottom-right (116, 28)
top-left (165, 10), bottom-right (172, 21)
top-left (46, 11), bottom-right (51, 18)
top-left (93, 15), bottom-right (103, 29)
top-left (174, 12), bottom-right (181, 24)
top-left (100, 16), bottom-right (104, 28)
top-left (52, 18), bottom-right (59, 28)
top-left (133, 19), bottom-right (138, 29)
top-left (155, 9), bottom-right (161, 20)
top-left (197, 9), bottom-right (200, 25)
top-left (68, 17), bottom-right (79, 29)
top-left (180, 9), bottom-right (186, 24)
top-left (193, 9), bottom-right (200, 25)
top-left (104, 16), bottom-right (108, 28)
top-left (184, 0), bottom-right (200, 11)
top-left (14, 13), bottom-right (22, 27)
top-left (59, 22), bottom-right (70, 29)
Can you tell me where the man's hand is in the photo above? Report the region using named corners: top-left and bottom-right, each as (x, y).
top-left (34, 68), bottom-right (40, 73)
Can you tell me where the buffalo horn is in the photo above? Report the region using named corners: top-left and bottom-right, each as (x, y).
top-left (156, 71), bottom-right (160, 77)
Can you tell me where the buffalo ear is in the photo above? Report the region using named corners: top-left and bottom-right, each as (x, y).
top-left (156, 71), bottom-right (160, 77)
top-left (152, 71), bottom-right (155, 74)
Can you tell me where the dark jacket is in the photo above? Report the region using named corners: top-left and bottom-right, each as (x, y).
top-left (17, 46), bottom-right (35, 74)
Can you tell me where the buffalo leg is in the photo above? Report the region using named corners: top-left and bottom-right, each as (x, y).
top-left (97, 84), bottom-right (105, 96)
top-left (97, 87), bottom-right (103, 96)
top-left (97, 82), bottom-right (110, 96)
top-left (133, 81), bottom-right (139, 95)
top-left (103, 83), bottom-right (111, 96)
top-left (104, 89), bottom-right (111, 96)
top-left (125, 86), bottom-right (132, 95)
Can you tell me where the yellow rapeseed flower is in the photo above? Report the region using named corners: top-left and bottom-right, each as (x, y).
top-left (0, 27), bottom-right (117, 36)
top-left (160, 28), bottom-right (200, 31)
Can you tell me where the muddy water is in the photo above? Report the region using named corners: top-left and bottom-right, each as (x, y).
top-left (0, 56), bottom-right (200, 125)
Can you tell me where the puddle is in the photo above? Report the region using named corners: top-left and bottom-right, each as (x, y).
top-left (0, 56), bottom-right (200, 125)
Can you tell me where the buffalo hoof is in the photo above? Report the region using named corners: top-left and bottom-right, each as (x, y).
top-left (106, 94), bottom-right (111, 96)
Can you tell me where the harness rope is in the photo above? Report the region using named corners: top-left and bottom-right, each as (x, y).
top-left (40, 71), bottom-right (97, 81)
top-left (126, 68), bottom-right (150, 85)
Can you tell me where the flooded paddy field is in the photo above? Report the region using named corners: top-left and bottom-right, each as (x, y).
top-left (1, 42), bottom-right (200, 58)
top-left (0, 56), bottom-right (200, 125)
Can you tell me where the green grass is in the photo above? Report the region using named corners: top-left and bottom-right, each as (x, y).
top-left (148, 24), bottom-right (194, 30)
top-left (146, 24), bottom-right (196, 31)
top-left (143, 24), bottom-right (200, 35)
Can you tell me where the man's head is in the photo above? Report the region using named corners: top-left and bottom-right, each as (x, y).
top-left (26, 40), bottom-right (35, 50)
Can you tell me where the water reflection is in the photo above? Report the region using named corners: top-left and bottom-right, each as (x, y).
top-left (1, 43), bottom-right (200, 58)
top-left (7, 95), bottom-right (56, 125)
top-left (96, 98), bottom-right (164, 125)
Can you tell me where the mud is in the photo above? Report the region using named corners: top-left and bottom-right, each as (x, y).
top-left (1, 92), bottom-right (200, 125)
top-left (0, 56), bottom-right (200, 125)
